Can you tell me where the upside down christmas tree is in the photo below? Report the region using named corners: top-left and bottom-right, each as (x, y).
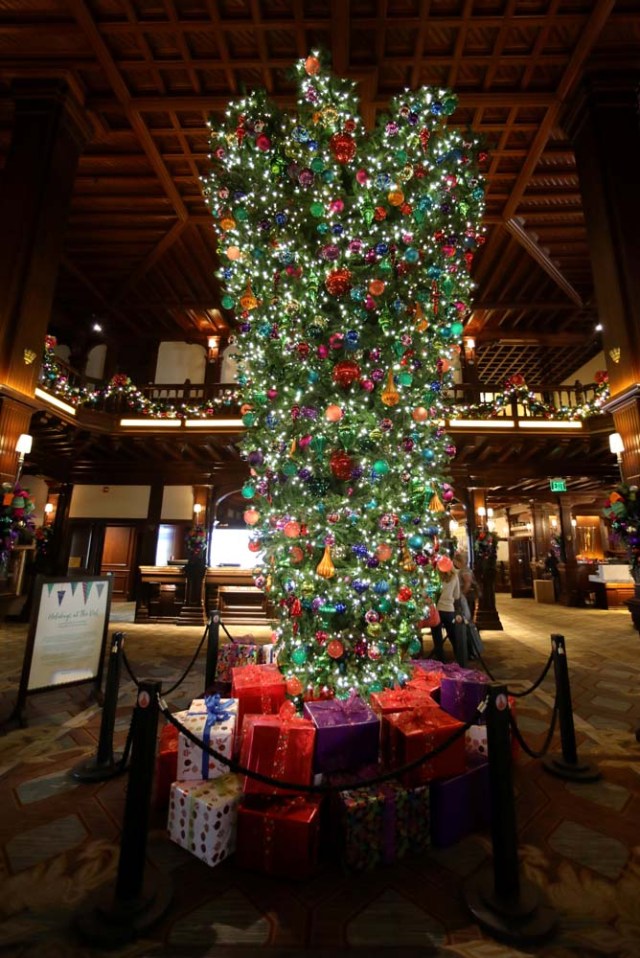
top-left (203, 54), bottom-right (485, 705)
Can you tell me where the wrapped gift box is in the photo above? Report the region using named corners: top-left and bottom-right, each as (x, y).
top-left (370, 687), bottom-right (438, 716)
top-left (216, 641), bottom-right (259, 683)
top-left (439, 670), bottom-right (491, 725)
top-left (338, 781), bottom-right (430, 870)
top-left (175, 695), bottom-right (237, 781)
top-left (240, 711), bottom-right (316, 796)
top-left (430, 761), bottom-right (490, 848)
top-left (236, 795), bottom-right (322, 877)
top-left (168, 774), bottom-right (243, 867)
top-left (384, 706), bottom-right (466, 786)
top-left (302, 694), bottom-right (380, 774)
top-left (154, 722), bottom-right (179, 811)
top-left (466, 696), bottom-right (519, 764)
top-left (231, 664), bottom-right (287, 731)
top-left (260, 643), bottom-right (278, 665)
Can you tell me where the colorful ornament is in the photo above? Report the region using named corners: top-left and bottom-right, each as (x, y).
top-left (316, 545), bottom-right (336, 579)
top-left (381, 369), bottom-right (400, 406)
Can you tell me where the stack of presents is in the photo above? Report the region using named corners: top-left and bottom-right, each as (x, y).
top-left (161, 643), bottom-right (512, 877)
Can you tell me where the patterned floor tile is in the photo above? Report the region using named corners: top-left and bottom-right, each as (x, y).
top-left (346, 888), bottom-right (446, 947)
top-left (168, 888), bottom-right (271, 946)
top-left (5, 814), bottom-right (87, 872)
top-left (548, 820), bottom-right (628, 880)
top-left (15, 768), bottom-right (80, 805)
top-left (590, 695), bottom-right (633, 714)
top-left (585, 714), bottom-right (632, 731)
top-left (564, 779), bottom-right (630, 812)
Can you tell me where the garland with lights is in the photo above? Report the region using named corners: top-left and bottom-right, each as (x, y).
top-left (203, 53), bottom-right (487, 701)
top-left (38, 337), bottom-right (609, 423)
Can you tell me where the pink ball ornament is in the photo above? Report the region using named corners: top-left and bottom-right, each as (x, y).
top-left (267, 388), bottom-right (278, 399)
top-left (325, 404), bottom-right (344, 422)
top-left (356, 169), bottom-right (369, 185)
top-left (445, 443), bottom-right (457, 457)
top-left (329, 333), bottom-right (344, 349)
top-left (329, 199), bottom-right (345, 213)
top-left (317, 344), bottom-right (329, 359)
top-left (442, 488), bottom-right (454, 502)
top-left (360, 379), bottom-right (375, 392)
top-left (299, 434), bottom-right (312, 448)
top-left (256, 133), bottom-right (271, 151)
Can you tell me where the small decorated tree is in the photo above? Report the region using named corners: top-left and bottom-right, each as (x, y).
top-left (603, 482), bottom-right (640, 582)
top-left (204, 54), bottom-right (485, 702)
top-left (0, 483), bottom-right (36, 577)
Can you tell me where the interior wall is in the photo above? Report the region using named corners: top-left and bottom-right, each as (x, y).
top-left (69, 485), bottom-right (151, 518)
top-left (155, 342), bottom-right (206, 384)
top-left (562, 350), bottom-right (606, 385)
top-left (161, 485), bottom-right (194, 521)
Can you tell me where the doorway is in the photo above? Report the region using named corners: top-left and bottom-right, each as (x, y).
top-left (509, 537), bottom-right (534, 598)
top-left (100, 525), bottom-right (138, 601)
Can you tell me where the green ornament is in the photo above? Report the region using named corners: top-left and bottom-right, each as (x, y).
top-left (221, 294), bottom-right (235, 310)
top-left (253, 392), bottom-right (267, 406)
top-left (451, 321), bottom-right (464, 337)
top-left (311, 157), bottom-right (324, 173)
top-left (235, 206), bottom-right (248, 221)
top-left (372, 459), bottom-right (390, 477)
top-left (291, 646), bottom-right (308, 665)
top-left (392, 341), bottom-right (405, 357)
top-left (442, 96), bottom-right (457, 115)
top-left (379, 259), bottom-right (393, 273)
top-left (282, 460), bottom-right (297, 476)
top-left (319, 603), bottom-right (336, 616)
top-left (338, 427), bottom-right (355, 449)
top-left (377, 597), bottom-right (392, 613)
top-left (416, 287), bottom-right (430, 303)
top-left (310, 436), bottom-right (327, 458)
top-left (322, 169), bottom-right (334, 183)
top-left (408, 637), bottom-right (422, 656)
top-left (472, 187), bottom-right (484, 201)
top-left (242, 412), bottom-right (256, 427)
top-left (366, 621), bottom-right (382, 638)
top-left (394, 149), bottom-right (408, 164)
top-left (398, 371), bottom-right (413, 386)
top-left (241, 483), bottom-right (255, 499)
top-left (310, 201), bottom-right (324, 218)
top-left (369, 681), bottom-right (384, 693)
top-left (363, 205), bottom-right (375, 226)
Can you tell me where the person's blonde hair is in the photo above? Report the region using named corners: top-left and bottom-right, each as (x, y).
top-left (438, 569), bottom-right (455, 582)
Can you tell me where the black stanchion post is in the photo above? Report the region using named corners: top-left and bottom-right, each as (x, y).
top-left (74, 679), bottom-right (172, 946)
top-left (464, 683), bottom-right (556, 944)
top-left (204, 612), bottom-right (220, 692)
top-left (542, 633), bottom-right (600, 782)
top-left (71, 631), bottom-right (128, 782)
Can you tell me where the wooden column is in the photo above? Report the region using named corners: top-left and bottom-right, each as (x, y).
top-left (557, 497), bottom-right (581, 607)
top-left (0, 80), bottom-right (91, 480)
top-left (471, 488), bottom-right (503, 631)
top-left (564, 71), bottom-right (640, 482)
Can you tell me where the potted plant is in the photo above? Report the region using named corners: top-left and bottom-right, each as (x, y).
top-left (0, 483), bottom-right (36, 580)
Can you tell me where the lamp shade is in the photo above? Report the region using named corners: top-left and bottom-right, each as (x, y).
top-left (608, 432), bottom-right (624, 456)
top-left (16, 433), bottom-right (33, 455)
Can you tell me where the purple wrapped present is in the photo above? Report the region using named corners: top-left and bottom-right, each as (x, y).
top-left (439, 669), bottom-right (490, 725)
top-left (303, 692), bottom-right (380, 773)
top-left (429, 762), bottom-right (490, 848)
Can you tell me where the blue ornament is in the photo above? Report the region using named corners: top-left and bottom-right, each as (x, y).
top-left (404, 248), bottom-right (419, 263)
top-left (408, 534), bottom-right (424, 550)
top-left (308, 370), bottom-right (319, 384)
top-left (422, 448), bottom-right (435, 461)
top-left (307, 139), bottom-right (318, 151)
top-left (375, 242), bottom-right (389, 256)
top-left (335, 602), bottom-right (347, 614)
top-left (332, 223), bottom-right (344, 235)
top-left (353, 579), bottom-right (369, 594)
top-left (375, 172), bottom-right (391, 188)
top-left (373, 581), bottom-right (390, 595)
top-left (275, 212), bottom-right (288, 226)
top-left (431, 101), bottom-right (443, 115)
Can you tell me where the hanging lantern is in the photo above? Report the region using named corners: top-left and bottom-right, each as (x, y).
top-left (381, 369), bottom-right (400, 407)
top-left (316, 545), bottom-right (336, 578)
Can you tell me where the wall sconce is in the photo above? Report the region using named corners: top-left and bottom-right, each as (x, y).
top-left (193, 502), bottom-right (203, 524)
top-left (550, 516), bottom-right (558, 530)
top-left (23, 348), bottom-right (37, 365)
top-left (463, 337), bottom-right (476, 364)
top-left (43, 502), bottom-right (54, 526)
top-left (609, 432), bottom-right (624, 479)
top-left (207, 336), bottom-right (220, 362)
top-left (15, 433), bottom-right (33, 483)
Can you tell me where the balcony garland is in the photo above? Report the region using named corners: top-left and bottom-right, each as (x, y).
top-left (38, 337), bottom-right (609, 423)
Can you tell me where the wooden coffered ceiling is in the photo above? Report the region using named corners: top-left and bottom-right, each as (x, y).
top-left (1, 0), bottom-right (637, 492)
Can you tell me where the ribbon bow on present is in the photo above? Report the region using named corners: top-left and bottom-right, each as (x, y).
top-left (188, 694), bottom-right (235, 778)
top-left (311, 690), bottom-right (372, 727)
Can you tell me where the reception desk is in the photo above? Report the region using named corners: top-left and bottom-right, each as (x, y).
top-left (136, 566), bottom-right (273, 624)
top-left (588, 563), bottom-right (634, 610)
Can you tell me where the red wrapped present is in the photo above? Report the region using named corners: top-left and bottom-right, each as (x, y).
top-left (370, 687), bottom-right (438, 716)
top-left (236, 795), bottom-right (322, 877)
top-left (155, 722), bottom-right (179, 811)
top-left (240, 708), bottom-right (316, 796)
top-left (231, 663), bottom-right (286, 731)
top-left (384, 706), bottom-right (466, 786)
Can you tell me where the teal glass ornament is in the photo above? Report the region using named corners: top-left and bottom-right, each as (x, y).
top-left (291, 646), bottom-right (308, 665)
top-left (241, 483), bottom-right (255, 499)
top-left (282, 460), bottom-right (297, 476)
top-left (398, 371), bottom-right (413, 386)
top-left (221, 294), bottom-right (234, 310)
top-left (408, 534), bottom-right (423, 550)
top-left (311, 157), bottom-right (324, 173)
top-left (404, 247), bottom-right (419, 263)
top-left (408, 637), bottom-right (422, 656)
top-left (369, 681), bottom-right (384, 693)
top-left (372, 460), bottom-right (389, 477)
top-left (242, 412), bottom-right (256, 427)
top-left (377, 597), bottom-right (392, 613)
top-left (451, 321), bottom-right (464, 337)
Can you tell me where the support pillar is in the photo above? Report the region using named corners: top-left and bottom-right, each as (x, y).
top-left (471, 488), bottom-right (503, 631)
top-left (0, 80), bottom-right (91, 479)
top-left (564, 71), bottom-right (640, 483)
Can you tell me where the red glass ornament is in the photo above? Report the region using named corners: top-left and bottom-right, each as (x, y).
top-left (325, 267), bottom-right (352, 297)
top-left (329, 449), bottom-right (354, 480)
top-left (397, 586), bottom-right (413, 602)
top-left (286, 677), bottom-right (304, 696)
top-left (332, 359), bottom-right (361, 388)
top-left (329, 132), bottom-right (356, 164)
top-left (374, 206), bottom-right (387, 221)
top-left (290, 598), bottom-right (302, 617)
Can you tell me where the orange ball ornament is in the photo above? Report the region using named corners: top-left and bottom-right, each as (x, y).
top-left (376, 543), bottom-right (393, 561)
top-left (304, 55), bottom-right (321, 76)
top-left (388, 189), bottom-right (405, 206)
top-left (290, 545), bottom-right (304, 563)
top-left (226, 246), bottom-right (241, 261)
top-left (283, 521), bottom-right (301, 539)
top-left (324, 404), bottom-right (344, 422)
top-left (369, 279), bottom-right (385, 296)
top-left (412, 406), bottom-right (429, 423)
top-left (244, 508), bottom-right (260, 526)
top-left (286, 676), bottom-right (304, 697)
top-left (327, 639), bottom-right (344, 659)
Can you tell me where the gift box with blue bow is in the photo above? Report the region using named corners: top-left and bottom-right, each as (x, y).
top-left (175, 695), bottom-right (238, 781)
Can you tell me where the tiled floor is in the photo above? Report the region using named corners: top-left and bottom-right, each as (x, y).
top-left (0, 595), bottom-right (639, 957)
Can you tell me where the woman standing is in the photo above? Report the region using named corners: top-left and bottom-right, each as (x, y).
top-left (430, 555), bottom-right (460, 661)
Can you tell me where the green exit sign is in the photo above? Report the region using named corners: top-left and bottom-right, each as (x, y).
top-left (550, 478), bottom-right (567, 493)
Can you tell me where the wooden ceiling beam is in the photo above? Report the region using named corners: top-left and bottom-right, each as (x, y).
top-left (504, 218), bottom-right (583, 307)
